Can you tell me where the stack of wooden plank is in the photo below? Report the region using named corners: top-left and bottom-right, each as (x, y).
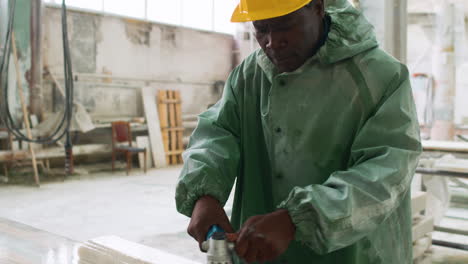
top-left (412, 192), bottom-right (434, 264)
top-left (142, 87), bottom-right (167, 168)
top-left (157, 90), bottom-right (184, 165)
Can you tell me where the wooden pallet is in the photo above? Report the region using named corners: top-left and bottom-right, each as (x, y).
top-left (157, 90), bottom-right (184, 165)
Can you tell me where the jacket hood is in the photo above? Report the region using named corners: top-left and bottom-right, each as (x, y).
top-left (256, 0), bottom-right (379, 76)
top-left (318, 0), bottom-right (379, 64)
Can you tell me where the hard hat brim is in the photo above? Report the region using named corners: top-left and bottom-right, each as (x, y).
top-left (231, 0), bottom-right (313, 23)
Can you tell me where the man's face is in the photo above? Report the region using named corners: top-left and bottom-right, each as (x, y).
top-left (253, 0), bottom-right (325, 73)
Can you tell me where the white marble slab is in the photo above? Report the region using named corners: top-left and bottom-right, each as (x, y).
top-left (80, 236), bottom-right (201, 264)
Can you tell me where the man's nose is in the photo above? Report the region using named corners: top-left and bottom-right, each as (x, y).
top-left (265, 32), bottom-right (287, 50)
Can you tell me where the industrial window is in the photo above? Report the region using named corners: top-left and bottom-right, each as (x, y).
top-left (213, 0), bottom-right (237, 34)
top-left (104, 0), bottom-right (146, 19)
top-left (60, 0), bottom-right (102, 11)
top-left (43, 0), bottom-right (237, 34)
top-left (181, 0), bottom-right (213, 31)
top-left (44, 0), bottom-right (103, 12)
top-left (147, 0), bottom-right (182, 26)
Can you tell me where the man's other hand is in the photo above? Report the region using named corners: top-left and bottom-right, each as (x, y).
top-left (187, 195), bottom-right (234, 251)
top-left (235, 209), bottom-right (295, 263)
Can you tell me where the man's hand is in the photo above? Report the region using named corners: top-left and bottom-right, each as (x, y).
top-left (235, 209), bottom-right (295, 263)
top-left (187, 195), bottom-right (234, 251)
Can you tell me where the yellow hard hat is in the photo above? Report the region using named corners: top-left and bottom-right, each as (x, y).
top-left (231, 0), bottom-right (313, 23)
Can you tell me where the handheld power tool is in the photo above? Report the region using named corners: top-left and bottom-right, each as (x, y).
top-left (201, 225), bottom-right (235, 264)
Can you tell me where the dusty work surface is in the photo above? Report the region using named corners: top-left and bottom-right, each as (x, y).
top-left (0, 165), bottom-right (221, 262)
top-left (0, 217), bottom-right (82, 263)
top-left (0, 217), bottom-right (200, 263)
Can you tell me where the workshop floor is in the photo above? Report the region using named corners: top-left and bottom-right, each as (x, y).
top-left (0, 165), bottom-right (466, 264)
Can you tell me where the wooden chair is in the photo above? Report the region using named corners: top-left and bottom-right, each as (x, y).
top-left (111, 121), bottom-right (147, 175)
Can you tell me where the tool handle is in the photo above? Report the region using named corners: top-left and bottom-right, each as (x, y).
top-left (206, 225), bottom-right (224, 240)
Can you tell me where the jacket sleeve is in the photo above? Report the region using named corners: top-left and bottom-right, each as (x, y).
top-left (175, 72), bottom-right (241, 217)
top-left (278, 67), bottom-right (422, 254)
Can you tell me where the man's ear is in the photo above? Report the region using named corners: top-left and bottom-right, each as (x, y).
top-left (315, 0), bottom-right (325, 18)
top-left (305, 0), bottom-right (325, 18)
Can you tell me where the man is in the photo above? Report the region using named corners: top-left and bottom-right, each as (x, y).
top-left (176, 0), bottom-right (422, 263)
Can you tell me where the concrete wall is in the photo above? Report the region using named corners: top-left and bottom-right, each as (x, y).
top-left (42, 6), bottom-right (235, 120)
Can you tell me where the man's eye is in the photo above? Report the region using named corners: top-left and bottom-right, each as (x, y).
top-left (256, 28), bottom-right (268, 34)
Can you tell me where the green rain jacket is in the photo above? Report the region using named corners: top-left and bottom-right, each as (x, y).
top-left (176, 1), bottom-right (422, 263)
